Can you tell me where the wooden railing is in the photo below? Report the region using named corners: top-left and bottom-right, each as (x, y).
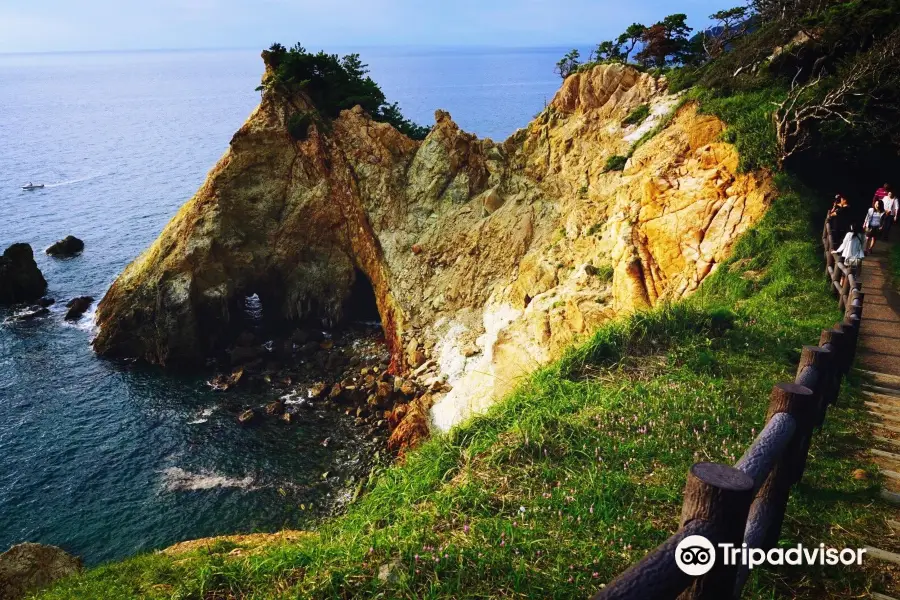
top-left (593, 222), bottom-right (864, 600)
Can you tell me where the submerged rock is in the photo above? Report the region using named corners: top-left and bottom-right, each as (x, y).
top-left (12, 306), bottom-right (50, 321)
top-left (45, 236), bottom-right (85, 258)
top-left (64, 296), bottom-right (94, 321)
top-left (0, 244), bottom-right (47, 305)
top-left (0, 542), bottom-right (82, 600)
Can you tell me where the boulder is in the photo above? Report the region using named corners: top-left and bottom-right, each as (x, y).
top-left (0, 543), bottom-right (82, 600)
top-left (208, 368), bottom-right (244, 391)
top-left (388, 394), bottom-right (435, 455)
top-left (265, 400), bottom-right (285, 416)
top-left (36, 297), bottom-right (55, 308)
top-left (64, 296), bottom-right (94, 321)
top-left (308, 381), bottom-right (328, 399)
top-left (0, 244), bottom-right (47, 305)
top-left (376, 380), bottom-right (393, 401)
top-left (480, 188), bottom-right (505, 216)
top-left (237, 409), bottom-right (256, 425)
top-left (399, 379), bottom-right (418, 397)
top-left (409, 349), bottom-right (426, 369)
top-left (45, 236), bottom-right (85, 258)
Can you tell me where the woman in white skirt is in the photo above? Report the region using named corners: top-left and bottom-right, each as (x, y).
top-left (834, 223), bottom-right (866, 277)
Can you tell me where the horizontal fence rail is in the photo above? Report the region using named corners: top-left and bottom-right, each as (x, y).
top-left (593, 223), bottom-right (864, 600)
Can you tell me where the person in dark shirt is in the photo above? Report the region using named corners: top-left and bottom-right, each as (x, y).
top-left (827, 194), bottom-right (851, 246)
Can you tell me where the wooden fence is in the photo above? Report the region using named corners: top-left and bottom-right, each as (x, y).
top-left (593, 222), bottom-right (864, 599)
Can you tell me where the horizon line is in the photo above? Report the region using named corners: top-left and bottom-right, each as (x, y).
top-left (0, 43), bottom-right (595, 57)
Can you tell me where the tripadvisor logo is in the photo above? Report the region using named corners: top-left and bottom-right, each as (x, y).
top-left (674, 535), bottom-right (867, 575)
top-left (675, 536), bottom-right (716, 576)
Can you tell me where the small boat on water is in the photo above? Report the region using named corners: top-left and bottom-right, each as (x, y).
top-left (22, 182), bottom-right (45, 191)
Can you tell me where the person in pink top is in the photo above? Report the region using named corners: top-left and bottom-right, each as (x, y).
top-left (874, 183), bottom-right (889, 206)
top-left (881, 185), bottom-right (899, 240)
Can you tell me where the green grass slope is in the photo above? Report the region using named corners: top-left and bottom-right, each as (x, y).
top-left (34, 161), bottom-right (898, 599)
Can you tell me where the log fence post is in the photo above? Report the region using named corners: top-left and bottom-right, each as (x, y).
top-left (734, 383), bottom-right (816, 600)
top-left (818, 327), bottom-right (847, 420)
top-left (793, 346), bottom-right (829, 462)
top-left (678, 463), bottom-right (754, 600)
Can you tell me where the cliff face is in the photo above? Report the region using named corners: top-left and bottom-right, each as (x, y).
top-left (94, 62), bottom-right (774, 431)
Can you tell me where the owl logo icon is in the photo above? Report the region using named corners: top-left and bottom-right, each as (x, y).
top-left (675, 535), bottom-right (716, 576)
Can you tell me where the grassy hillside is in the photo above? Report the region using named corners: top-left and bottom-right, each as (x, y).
top-left (34, 171), bottom-right (897, 598)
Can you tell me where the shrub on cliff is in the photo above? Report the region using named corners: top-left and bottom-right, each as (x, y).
top-left (259, 43), bottom-right (430, 140)
top-left (287, 111), bottom-right (315, 141)
top-left (622, 104), bottom-right (650, 126)
top-left (604, 155), bottom-right (628, 172)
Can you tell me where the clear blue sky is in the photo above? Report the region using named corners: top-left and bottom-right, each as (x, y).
top-left (0, 0), bottom-right (735, 53)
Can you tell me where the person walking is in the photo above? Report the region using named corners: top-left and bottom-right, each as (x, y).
top-left (833, 223), bottom-right (866, 277)
top-left (882, 185), bottom-right (898, 240)
top-left (827, 193), bottom-right (851, 246)
top-left (864, 199), bottom-right (887, 254)
top-left (874, 183), bottom-right (890, 207)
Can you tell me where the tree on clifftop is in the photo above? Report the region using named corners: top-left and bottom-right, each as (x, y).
top-left (258, 43), bottom-right (430, 140)
top-left (555, 49), bottom-right (581, 79)
top-left (618, 23), bottom-right (648, 63)
top-left (703, 6), bottom-right (753, 59)
top-left (636, 14), bottom-right (694, 67)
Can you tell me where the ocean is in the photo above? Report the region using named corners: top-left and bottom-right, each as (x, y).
top-left (0, 46), bottom-right (568, 565)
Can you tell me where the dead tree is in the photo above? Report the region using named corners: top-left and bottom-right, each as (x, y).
top-left (774, 36), bottom-right (900, 166)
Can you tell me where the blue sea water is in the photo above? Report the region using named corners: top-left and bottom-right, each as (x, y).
top-left (0, 47), bottom-right (566, 565)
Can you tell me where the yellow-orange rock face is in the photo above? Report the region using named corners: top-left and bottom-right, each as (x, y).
top-left (94, 62), bottom-right (775, 434)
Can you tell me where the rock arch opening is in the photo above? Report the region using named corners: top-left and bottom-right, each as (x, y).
top-left (343, 269), bottom-right (381, 325)
top-left (242, 293), bottom-right (265, 326)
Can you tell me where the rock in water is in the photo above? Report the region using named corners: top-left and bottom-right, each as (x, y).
top-left (45, 236), bottom-right (85, 258)
top-left (208, 368), bottom-right (244, 391)
top-left (0, 543), bottom-right (82, 600)
top-left (0, 244), bottom-right (47, 305)
top-left (64, 296), bottom-right (94, 321)
top-left (13, 307), bottom-right (50, 321)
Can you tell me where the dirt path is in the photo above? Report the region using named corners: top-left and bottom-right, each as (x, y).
top-left (849, 240), bottom-right (900, 590)
top-left (855, 240), bottom-right (900, 500)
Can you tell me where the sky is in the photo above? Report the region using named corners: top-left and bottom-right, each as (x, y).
top-left (0, 0), bottom-right (734, 54)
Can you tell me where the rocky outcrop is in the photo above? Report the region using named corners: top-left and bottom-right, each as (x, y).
top-left (64, 296), bottom-right (94, 321)
top-left (0, 543), bottom-right (82, 600)
top-left (0, 244), bottom-right (48, 305)
top-left (45, 236), bottom-right (84, 258)
top-left (94, 61), bottom-right (775, 437)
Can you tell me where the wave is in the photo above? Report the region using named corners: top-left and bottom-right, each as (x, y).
top-left (187, 406), bottom-right (217, 424)
top-left (60, 303), bottom-right (99, 336)
top-left (42, 172), bottom-right (106, 188)
top-left (161, 467), bottom-right (254, 492)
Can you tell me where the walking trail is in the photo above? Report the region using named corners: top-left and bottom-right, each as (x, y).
top-left (850, 239), bottom-right (900, 597)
